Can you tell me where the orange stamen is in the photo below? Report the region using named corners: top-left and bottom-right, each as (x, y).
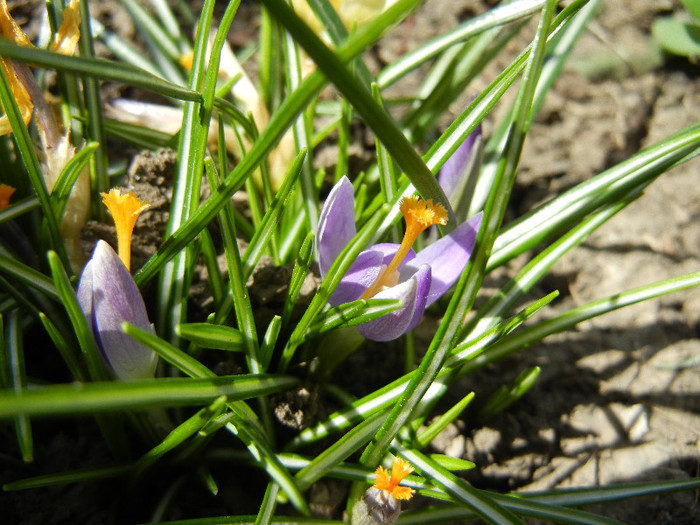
top-left (360, 196), bottom-right (447, 299)
top-left (0, 183), bottom-right (15, 210)
top-left (373, 457), bottom-right (415, 501)
top-left (101, 188), bottom-right (150, 272)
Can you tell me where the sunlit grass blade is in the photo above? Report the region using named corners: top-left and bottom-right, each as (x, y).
top-left (460, 271), bottom-right (700, 375)
top-left (0, 251), bottom-right (58, 301)
top-left (90, 17), bottom-right (162, 76)
top-left (0, 374), bottom-right (298, 418)
top-left (156, 0), bottom-right (223, 341)
top-left (77, 0), bottom-right (109, 210)
top-left (49, 142), bottom-right (98, 220)
top-left (522, 477), bottom-right (700, 507)
top-left (124, 322), bottom-right (214, 379)
top-left (398, 499), bottom-right (625, 525)
top-left (414, 392), bottom-right (475, 449)
top-left (198, 227), bottom-right (225, 308)
top-left (0, 40), bottom-right (201, 102)
top-left (467, 195), bottom-right (636, 340)
top-left (295, 411), bottom-right (386, 491)
top-left (306, 298), bottom-right (401, 337)
top-left (399, 447), bottom-right (525, 524)
top-left (206, 160), bottom-right (262, 375)
top-left (176, 323), bottom-right (245, 352)
top-left (242, 149), bottom-right (306, 279)
top-left (281, 231), bottom-right (314, 329)
top-left (288, 292), bottom-right (559, 450)
top-left (119, 0), bottom-right (186, 84)
top-left (136, 396), bottom-right (228, 473)
top-left (490, 122), bottom-right (700, 270)
top-left (378, 0), bottom-right (547, 88)
top-left (479, 366), bottom-right (540, 420)
top-left (261, 0), bottom-right (455, 221)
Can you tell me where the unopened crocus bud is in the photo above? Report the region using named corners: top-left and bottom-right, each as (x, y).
top-left (77, 240), bottom-right (157, 380)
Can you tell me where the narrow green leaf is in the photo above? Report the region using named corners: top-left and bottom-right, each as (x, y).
top-left (47, 251), bottom-right (108, 381)
top-left (261, 0), bottom-right (455, 221)
top-left (176, 323), bottom-right (245, 352)
top-left (415, 392), bottom-right (475, 449)
top-left (5, 310), bottom-right (32, 461)
top-left (479, 366), bottom-right (541, 419)
top-left (399, 447), bottom-right (525, 524)
top-left (242, 149), bottom-right (306, 279)
top-left (0, 374), bottom-right (298, 418)
top-left (0, 40), bottom-right (201, 101)
top-left (378, 0), bottom-right (547, 88)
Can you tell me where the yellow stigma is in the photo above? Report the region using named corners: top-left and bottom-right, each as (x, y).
top-left (101, 188), bottom-right (150, 272)
top-left (360, 196), bottom-right (447, 299)
top-left (373, 457), bottom-right (415, 501)
top-left (0, 183), bottom-right (15, 210)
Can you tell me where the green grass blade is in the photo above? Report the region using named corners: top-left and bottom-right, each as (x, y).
top-left (400, 447), bottom-right (525, 524)
top-left (460, 271), bottom-right (700, 374)
top-left (490, 122), bottom-right (700, 270)
top-left (0, 252), bottom-right (58, 301)
top-left (5, 310), bottom-right (32, 461)
top-left (176, 323), bottom-right (245, 352)
top-left (47, 251), bottom-right (107, 381)
top-left (78, 0), bottom-right (109, 210)
top-left (156, 0), bottom-right (226, 340)
top-left (378, 0), bottom-right (546, 88)
top-left (0, 374), bottom-right (298, 418)
top-left (261, 0), bottom-right (455, 221)
top-left (242, 149), bottom-right (306, 279)
top-left (415, 392), bottom-right (475, 449)
top-left (0, 40), bottom-right (201, 102)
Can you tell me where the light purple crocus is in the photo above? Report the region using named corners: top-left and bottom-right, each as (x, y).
top-left (438, 122), bottom-right (481, 202)
top-left (77, 240), bottom-right (157, 380)
top-left (317, 176), bottom-right (482, 341)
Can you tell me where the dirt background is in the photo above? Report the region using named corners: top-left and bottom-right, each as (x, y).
top-left (1, 0), bottom-right (698, 523)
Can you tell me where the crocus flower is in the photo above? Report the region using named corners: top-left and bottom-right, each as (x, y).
top-left (318, 176), bottom-right (482, 341)
top-left (77, 189), bottom-right (157, 380)
top-left (352, 456), bottom-right (415, 525)
top-left (438, 122), bottom-right (481, 203)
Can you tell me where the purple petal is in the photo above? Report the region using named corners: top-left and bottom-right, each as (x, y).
top-left (400, 212), bottom-right (482, 306)
top-left (329, 243), bottom-right (417, 306)
top-left (438, 124), bottom-right (482, 200)
top-left (369, 242), bottom-right (416, 268)
top-left (356, 265), bottom-right (432, 342)
top-left (329, 249), bottom-right (384, 306)
top-left (317, 176), bottom-right (356, 277)
top-left (79, 241), bottom-right (157, 380)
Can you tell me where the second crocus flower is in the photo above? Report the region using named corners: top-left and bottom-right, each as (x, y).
top-left (76, 189), bottom-right (157, 380)
top-left (317, 176), bottom-right (482, 341)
